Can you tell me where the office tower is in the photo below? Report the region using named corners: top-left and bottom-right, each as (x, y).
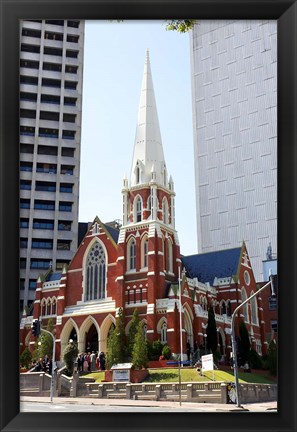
top-left (190, 20), bottom-right (277, 280)
top-left (19, 19), bottom-right (85, 313)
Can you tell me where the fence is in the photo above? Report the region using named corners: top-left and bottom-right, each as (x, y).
top-left (20, 372), bottom-right (277, 404)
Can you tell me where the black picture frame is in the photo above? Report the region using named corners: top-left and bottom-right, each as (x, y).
top-left (0, 0), bottom-right (296, 431)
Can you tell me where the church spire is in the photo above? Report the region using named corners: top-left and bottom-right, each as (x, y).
top-left (130, 50), bottom-right (167, 188)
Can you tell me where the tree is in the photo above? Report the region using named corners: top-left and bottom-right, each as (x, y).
top-left (106, 308), bottom-right (126, 369)
top-left (127, 309), bottom-right (140, 359)
top-left (110, 19), bottom-right (197, 34)
top-left (63, 341), bottom-right (79, 376)
top-left (132, 324), bottom-right (148, 369)
top-left (238, 320), bottom-right (251, 366)
top-left (206, 306), bottom-right (217, 354)
top-left (20, 347), bottom-right (32, 369)
top-left (165, 20), bottom-right (197, 33)
top-left (162, 344), bottom-right (172, 360)
top-left (38, 318), bottom-right (54, 359)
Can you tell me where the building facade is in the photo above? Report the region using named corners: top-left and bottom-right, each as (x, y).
top-left (20, 19), bottom-right (85, 313)
top-left (190, 20), bottom-right (277, 281)
top-left (20, 52), bottom-right (269, 363)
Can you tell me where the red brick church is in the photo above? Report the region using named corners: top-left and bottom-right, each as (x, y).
top-left (20, 51), bottom-right (269, 362)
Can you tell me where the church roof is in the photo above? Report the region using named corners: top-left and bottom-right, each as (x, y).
top-left (46, 272), bottom-right (61, 282)
top-left (181, 247), bottom-right (242, 285)
top-left (102, 223), bottom-right (120, 243)
top-left (130, 50), bottom-right (167, 187)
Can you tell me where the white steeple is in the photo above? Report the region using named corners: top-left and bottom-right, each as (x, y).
top-left (130, 50), bottom-right (168, 188)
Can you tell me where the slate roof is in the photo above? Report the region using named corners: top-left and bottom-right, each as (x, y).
top-left (181, 246), bottom-right (242, 285)
top-left (103, 223), bottom-right (120, 243)
top-left (47, 272), bottom-right (61, 282)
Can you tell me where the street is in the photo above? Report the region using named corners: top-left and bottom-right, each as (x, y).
top-left (20, 397), bottom-right (277, 413)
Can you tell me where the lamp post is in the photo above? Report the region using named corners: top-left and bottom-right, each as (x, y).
top-left (203, 334), bottom-right (207, 355)
top-left (178, 266), bottom-right (183, 406)
top-left (40, 328), bottom-right (56, 403)
top-left (230, 279), bottom-right (275, 408)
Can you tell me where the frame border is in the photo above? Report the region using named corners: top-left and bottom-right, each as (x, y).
top-left (1, 0), bottom-right (296, 431)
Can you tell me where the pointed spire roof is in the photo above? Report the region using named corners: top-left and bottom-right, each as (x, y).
top-left (130, 50), bottom-right (167, 187)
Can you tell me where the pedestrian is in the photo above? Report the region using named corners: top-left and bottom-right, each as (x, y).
top-left (83, 353), bottom-right (89, 372)
top-left (90, 351), bottom-right (96, 371)
top-left (76, 353), bottom-right (83, 372)
top-left (186, 342), bottom-right (191, 361)
top-left (99, 351), bottom-right (105, 371)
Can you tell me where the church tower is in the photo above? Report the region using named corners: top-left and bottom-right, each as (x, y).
top-left (117, 50), bottom-right (181, 341)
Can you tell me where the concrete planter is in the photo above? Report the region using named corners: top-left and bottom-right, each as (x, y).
top-left (104, 368), bottom-right (149, 383)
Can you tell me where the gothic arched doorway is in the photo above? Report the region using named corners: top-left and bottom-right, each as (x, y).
top-left (85, 323), bottom-right (98, 353)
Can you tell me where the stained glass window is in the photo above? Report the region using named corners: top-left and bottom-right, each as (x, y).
top-left (85, 242), bottom-right (106, 301)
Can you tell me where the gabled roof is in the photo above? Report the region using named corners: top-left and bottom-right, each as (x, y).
top-left (102, 223), bottom-right (120, 244)
top-left (181, 246), bottom-right (242, 285)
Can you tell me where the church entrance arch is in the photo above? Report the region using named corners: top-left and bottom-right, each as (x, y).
top-left (85, 323), bottom-right (98, 353)
top-left (78, 316), bottom-right (100, 355)
top-left (183, 305), bottom-right (194, 351)
top-left (60, 319), bottom-right (79, 360)
top-left (99, 314), bottom-right (116, 354)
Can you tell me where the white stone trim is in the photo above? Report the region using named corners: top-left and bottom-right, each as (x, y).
top-left (147, 271), bottom-right (155, 276)
top-left (57, 296), bottom-right (65, 300)
top-left (147, 303), bottom-right (155, 314)
top-left (67, 268), bottom-right (83, 273)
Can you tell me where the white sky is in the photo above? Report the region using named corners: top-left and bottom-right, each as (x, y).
top-left (79, 21), bottom-right (197, 255)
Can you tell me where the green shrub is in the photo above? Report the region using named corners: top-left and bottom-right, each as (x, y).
top-left (63, 342), bottom-right (79, 376)
top-left (20, 348), bottom-right (32, 369)
top-left (162, 345), bottom-right (172, 360)
top-left (147, 340), bottom-right (164, 361)
top-left (132, 325), bottom-right (148, 369)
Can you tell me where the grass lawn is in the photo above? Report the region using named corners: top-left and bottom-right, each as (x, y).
top-left (82, 368), bottom-right (275, 384)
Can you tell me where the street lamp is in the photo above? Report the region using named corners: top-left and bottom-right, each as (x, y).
top-left (203, 334), bottom-right (207, 355)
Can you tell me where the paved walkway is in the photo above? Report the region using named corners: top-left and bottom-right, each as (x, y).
top-left (20, 395), bottom-right (277, 412)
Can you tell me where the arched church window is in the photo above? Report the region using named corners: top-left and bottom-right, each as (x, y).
top-left (168, 239), bottom-right (173, 273)
top-left (160, 322), bottom-right (167, 343)
top-left (142, 236), bottom-right (148, 268)
top-left (41, 299), bottom-right (46, 316)
top-left (135, 196), bottom-right (142, 222)
top-left (85, 241), bottom-right (106, 301)
top-left (162, 198), bottom-right (168, 224)
top-left (136, 165), bottom-right (140, 184)
top-left (250, 293), bottom-right (258, 325)
top-left (127, 238), bottom-right (136, 271)
top-left (226, 300), bottom-right (232, 317)
top-left (46, 298), bottom-right (51, 316)
top-left (52, 298), bottom-right (57, 315)
top-left (241, 288), bottom-right (249, 322)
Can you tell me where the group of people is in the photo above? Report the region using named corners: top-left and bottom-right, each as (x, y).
top-left (31, 354), bottom-right (53, 374)
top-left (76, 351), bottom-right (106, 372)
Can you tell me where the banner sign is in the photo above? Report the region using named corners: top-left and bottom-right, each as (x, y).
top-left (201, 354), bottom-right (214, 372)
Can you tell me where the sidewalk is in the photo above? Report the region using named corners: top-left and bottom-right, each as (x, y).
top-left (20, 395), bottom-right (277, 412)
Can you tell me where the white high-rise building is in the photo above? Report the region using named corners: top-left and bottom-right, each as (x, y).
top-left (19, 19), bottom-right (85, 312)
top-left (190, 20), bottom-right (277, 281)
